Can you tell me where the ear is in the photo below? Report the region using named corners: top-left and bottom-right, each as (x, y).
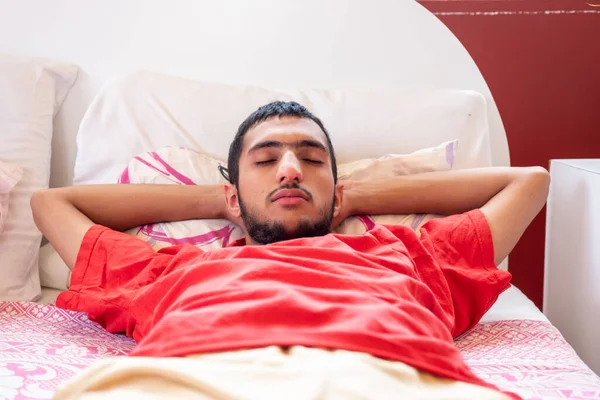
top-left (223, 183), bottom-right (242, 219)
top-left (332, 182), bottom-right (344, 219)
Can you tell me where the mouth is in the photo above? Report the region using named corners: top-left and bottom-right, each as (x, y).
top-left (271, 188), bottom-right (310, 205)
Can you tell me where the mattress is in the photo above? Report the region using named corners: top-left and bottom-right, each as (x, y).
top-left (1, 285), bottom-right (599, 400)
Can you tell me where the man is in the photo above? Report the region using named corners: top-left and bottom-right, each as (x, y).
top-left (32, 101), bottom-right (549, 400)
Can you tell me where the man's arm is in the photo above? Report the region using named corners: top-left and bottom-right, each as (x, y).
top-left (343, 167), bottom-right (550, 265)
top-left (31, 184), bottom-right (227, 270)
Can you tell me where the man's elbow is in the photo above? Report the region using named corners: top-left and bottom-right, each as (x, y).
top-left (523, 166), bottom-right (551, 203)
top-left (30, 189), bottom-right (63, 232)
top-left (528, 165), bottom-right (550, 189)
top-left (31, 188), bottom-right (47, 212)
top-left (31, 189), bottom-right (50, 226)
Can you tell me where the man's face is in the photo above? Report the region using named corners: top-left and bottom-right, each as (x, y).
top-left (225, 116), bottom-right (342, 245)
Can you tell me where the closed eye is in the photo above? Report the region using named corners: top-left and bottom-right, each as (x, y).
top-left (256, 160), bottom-right (276, 166)
top-left (304, 159), bottom-right (323, 165)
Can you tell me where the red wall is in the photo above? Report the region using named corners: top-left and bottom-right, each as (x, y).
top-left (418, 0), bottom-right (600, 308)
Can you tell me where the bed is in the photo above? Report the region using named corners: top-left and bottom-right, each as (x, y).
top-left (0, 0), bottom-right (599, 399)
top-left (2, 286), bottom-right (599, 399)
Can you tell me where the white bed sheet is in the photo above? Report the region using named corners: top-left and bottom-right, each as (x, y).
top-left (481, 284), bottom-right (547, 322)
top-left (38, 284), bottom-right (545, 322)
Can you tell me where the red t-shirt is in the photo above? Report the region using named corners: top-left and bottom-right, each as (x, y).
top-left (57, 210), bottom-right (514, 398)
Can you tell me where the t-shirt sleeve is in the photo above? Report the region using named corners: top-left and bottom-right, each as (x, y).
top-left (417, 209), bottom-right (512, 337)
top-left (56, 225), bottom-right (197, 336)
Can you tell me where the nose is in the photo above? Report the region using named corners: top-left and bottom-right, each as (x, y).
top-left (276, 151), bottom-right (303, 184)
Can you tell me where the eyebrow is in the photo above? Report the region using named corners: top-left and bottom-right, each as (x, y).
top-left (248, 139), bottom-right (328, 154)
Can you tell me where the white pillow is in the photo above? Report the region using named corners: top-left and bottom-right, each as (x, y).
top-left (72, 71), bottom-right (492, 186)
top-left (0, 160), bottom-right (23, 235)
top-left (0, 55), bottom-right (78, 301)
top-left (40, 140), bottom-right (456, 290)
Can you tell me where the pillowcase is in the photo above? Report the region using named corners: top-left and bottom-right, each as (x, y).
top-left (40, 140), bottom-right (456, 290)
top-left (0, 160), bottom-right (23, 234)
top-left (71, 71), bottom-right (492, 186)
top-left (117, 147), bottom-right (244, 249)
top-left (123, 140), bottom-right (456, 246)
top-left (0, 55), bottom-right (78, 301)
top-left (335, 140), bottom-right (457, 235)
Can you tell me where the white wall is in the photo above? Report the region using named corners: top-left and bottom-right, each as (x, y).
top-left (0, 0), bottom-right (509, 187)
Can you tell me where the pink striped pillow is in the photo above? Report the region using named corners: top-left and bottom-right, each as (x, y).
top-left (334, 139), bottom-right (456, 235)
top-left (118, 140), bottom-right (457, 250)
top-left (119, 147), bottom-right (244, 250)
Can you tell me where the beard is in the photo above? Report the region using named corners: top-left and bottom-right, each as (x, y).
top-left (238, 189), bottom-right (334, 245)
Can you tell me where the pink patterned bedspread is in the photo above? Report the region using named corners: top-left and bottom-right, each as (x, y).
top-left (0, 302), bottom-right (134, 400)
top-left (1, 302), bottom-right (599, 400)
top-left (456, 320), bottom-right (600, 399)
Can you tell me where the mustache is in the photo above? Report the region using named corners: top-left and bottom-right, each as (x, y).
top-left (268, 183), bottom-right (313, 201)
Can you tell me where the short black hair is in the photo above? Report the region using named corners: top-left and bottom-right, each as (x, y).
top-left (222, 101), bottom-right (337, 186)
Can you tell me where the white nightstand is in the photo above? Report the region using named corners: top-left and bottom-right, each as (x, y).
top-left (544, 159), bottom-right (600, 374)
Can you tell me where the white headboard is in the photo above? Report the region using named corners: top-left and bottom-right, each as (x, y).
top-left (0, 0), bottom-right (509, 188)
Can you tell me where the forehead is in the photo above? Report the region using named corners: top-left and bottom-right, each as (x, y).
top-left (243, 116), bottom-right (328, 151)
